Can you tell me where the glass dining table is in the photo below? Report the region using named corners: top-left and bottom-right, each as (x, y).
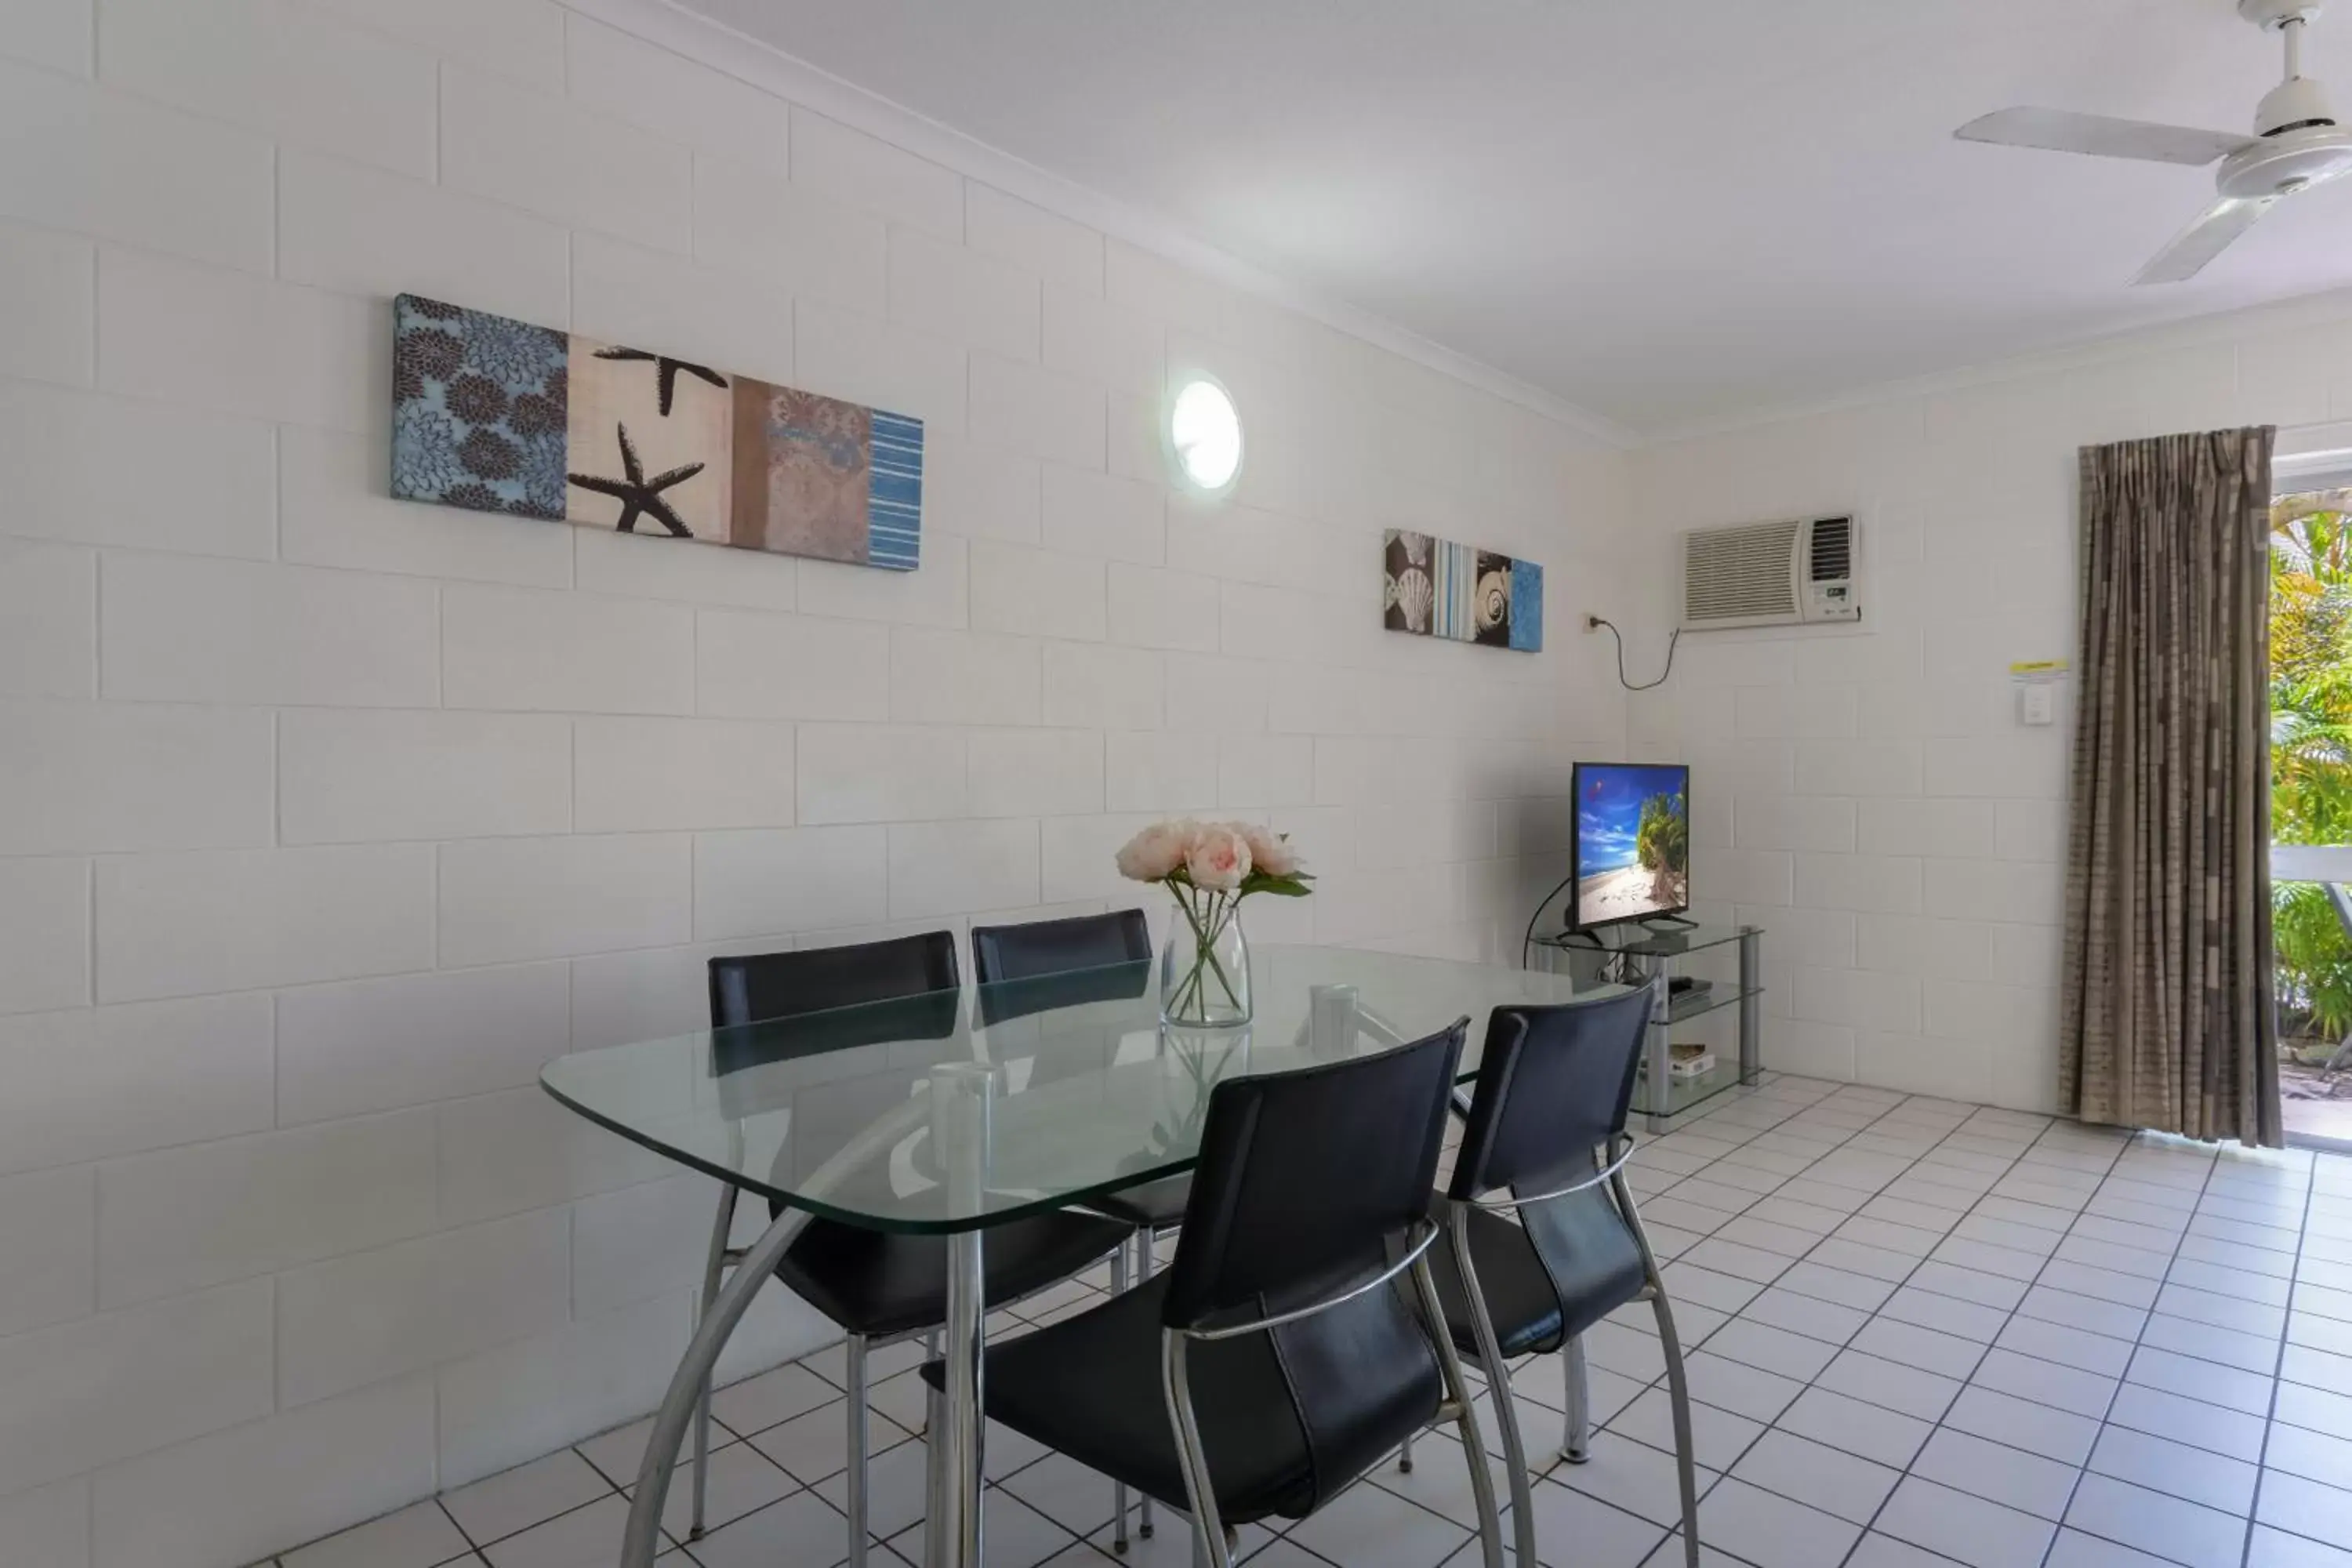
top-left (539, 943), bottom-right (1629, 1568)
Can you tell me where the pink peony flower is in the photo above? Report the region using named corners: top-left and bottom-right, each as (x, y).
top-left (1115, 819), bottom-right (1192, 882)
top-left (1236, 822), bottom-right (1302, 878)
top-left (1185, 824), bottom-right (1253, 891)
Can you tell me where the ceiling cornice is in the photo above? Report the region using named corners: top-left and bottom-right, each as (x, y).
top-left (557, 0), bottom-right (1641, 449)
top-left (1646, 279), bottom-right (2352, 447)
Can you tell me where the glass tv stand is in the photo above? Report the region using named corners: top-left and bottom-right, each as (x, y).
top-left (1529, 921), bottom-right (1762, 1131)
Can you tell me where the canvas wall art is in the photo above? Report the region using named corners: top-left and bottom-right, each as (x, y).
top-left (391, 295), bottom-right (924, 572)
top-left (1382, 529), bottom-right (1543, 651)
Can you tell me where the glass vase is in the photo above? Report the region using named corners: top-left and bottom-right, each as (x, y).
top-left (1160, 890), bottom-right (1251, 1029)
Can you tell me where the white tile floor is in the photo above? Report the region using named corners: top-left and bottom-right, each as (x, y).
top-left (275, 1076), bottom-right (2352, 1568)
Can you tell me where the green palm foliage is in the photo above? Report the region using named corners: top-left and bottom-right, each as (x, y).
top-left (2271, 494), bottom-right (2352, 1040)
top-left (1635, 791), bottom-right (1688, 875)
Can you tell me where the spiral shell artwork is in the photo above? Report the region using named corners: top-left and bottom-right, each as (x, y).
top-left (1379, 528), bottom-right (1541, 651)
top-left (1475, 569), bottom-right (1509, 631)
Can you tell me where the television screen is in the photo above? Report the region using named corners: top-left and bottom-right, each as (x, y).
top-left (1572, 762), bottom-right (1691, 929)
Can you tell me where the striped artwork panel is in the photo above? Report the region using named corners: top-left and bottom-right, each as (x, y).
top-left (866, 411), bottom-right (925, 570)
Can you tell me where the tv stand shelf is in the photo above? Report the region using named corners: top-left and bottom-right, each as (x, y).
top-left (1528, 921), bottom-right (1762, 1130)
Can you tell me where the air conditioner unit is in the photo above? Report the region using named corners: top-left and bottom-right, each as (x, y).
top-left (1681, 514), bottom-right (1861, 630)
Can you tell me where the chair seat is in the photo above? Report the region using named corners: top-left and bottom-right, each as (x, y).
top-left (776, 1212), bottom-right (1127, 1341)
top-left (1085, 1174), bottom-right (1192, 1231)
top-left (923, 1275), bottom-right (1403, 1525)
top-left (1425, 1191), bottom-right (1646, 1360)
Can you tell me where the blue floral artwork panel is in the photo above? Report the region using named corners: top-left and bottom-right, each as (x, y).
top-left (390, 295), bottom-right (569, 520)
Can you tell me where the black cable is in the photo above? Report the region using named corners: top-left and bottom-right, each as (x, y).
top-left (1521, 870), bottom-right (1578, 969)
top-left (1590, 616), bottom-right (1680, 691)
top-left (1521, 615), bottom-right (1676, 967)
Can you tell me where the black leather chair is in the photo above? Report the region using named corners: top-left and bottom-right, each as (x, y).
top-left (971, 910), bottom-right (1190, 1240)
top-left (1426, 989), bottom-right (1701, 1568)
top-left (693, 933), bottom-right (1128, 1565)
top-left (968, 908), bottom-right (1174, 1548)
top-left (927, 1018), bottom-right (1507, 1568)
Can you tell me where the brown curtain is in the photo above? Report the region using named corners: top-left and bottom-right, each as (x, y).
top-left (2062, 426), bottom-right (2278, 1145)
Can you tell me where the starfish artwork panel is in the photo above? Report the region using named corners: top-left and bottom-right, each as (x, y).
top-left (389, 294), bottom-right (924, 572)
top-left (1381, 528), bottom-right (1542, 652)
top-left (567, 332), bottom-right (735, 543)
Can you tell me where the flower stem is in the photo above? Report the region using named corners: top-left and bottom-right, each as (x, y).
top-left (1166, 882), bottom-right (1244, 1023)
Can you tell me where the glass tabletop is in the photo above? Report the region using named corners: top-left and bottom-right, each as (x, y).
top-left (539, 944), bottom-right (1624, 1235)
top-left (1529, 920), bottom-right (1759, 958)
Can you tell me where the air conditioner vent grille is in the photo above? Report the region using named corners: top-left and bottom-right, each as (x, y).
top-left (1809, 516), bottom-right (1853, 582)
top-left (1685, 519), bottom-right (1800, 624)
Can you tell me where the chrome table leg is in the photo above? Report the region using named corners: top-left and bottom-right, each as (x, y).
top-left (1112, 1240), bottom-right (1131, 1552)
top-left (689, 1182), bottom-right (738, 1539)
top-left (927, 1063), bottom-right (995, 1568)
top-left (847, 1335), bottom-right (870, 1568)
top-left (1134, 1226), bottom-right (1156, 1541)
top-left (620, 1201), bottom-right (811, 1568)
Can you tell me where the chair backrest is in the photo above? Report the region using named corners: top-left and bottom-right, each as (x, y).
top-left (1157, 1019), bottom-right (1467, 1518)
top-left (971, 909), bottom-right (1152, 983)
top-left (708, 933), bottom-right (962, 1183)
top-left (1162, 1018), bottom-right (1466, 1329)
top-left (968, 909), bottom-right (1152, 1027)
top-left (1446, 987), bottom-right (1651, 1203)
top-left (709, 931), bottom-right (960, 1029)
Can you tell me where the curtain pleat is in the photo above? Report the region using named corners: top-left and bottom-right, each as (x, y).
top-left (2060, 426), bottom-right (2278, 1145)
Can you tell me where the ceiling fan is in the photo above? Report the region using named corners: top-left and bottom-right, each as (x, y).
top-left (1955, 0), bottom-right (2352, 282)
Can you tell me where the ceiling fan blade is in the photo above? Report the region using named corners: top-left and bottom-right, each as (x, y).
top-left (2132, 196), bottom-right (2277, 284)
top-left (1955, 107), bottom-right (2255, 165)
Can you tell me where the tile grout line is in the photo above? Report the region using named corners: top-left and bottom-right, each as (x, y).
top-left (2019, 1134), bottom-right (2220, 1568)
top-left (2240, 1162), bottom-right (2323, 1568)
top-left (1620, 1095), bottom-right (2177, 1568)
top-left (1595, 1087), bottom-right (2053, 1566)
top-left (1780, 1104), bottom-right (2125, 1568)
top-left (1630, 1119), bottom-right (2348, 1568)
top-left (286, 1082), bottom-right (2352, 1568)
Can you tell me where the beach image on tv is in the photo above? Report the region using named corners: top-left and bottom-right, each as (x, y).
top-left (1576, 764), bottom-right (1690, 925)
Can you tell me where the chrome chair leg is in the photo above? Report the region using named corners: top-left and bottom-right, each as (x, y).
top-left (1651, 1287), bottom-right (1700, 1568)
top-left (1112, 1240), bottom-right (1132, 1554)
top-left (1561, 1334), bottom-right (1591, 1465)
top-left (1399, 1429), bottom-right (1415, 1472)
top-left (1134, 1227), bottom-right (1157, 1541)
top-left (1163, 1334), bottom-right (1235, 1568)
top-left (845, 1334), bottom-right (869, 1568)
top-left (1608, 1145), bottom-right (1697, 1568)
top-left (1411, 1252), bottom-right (1507, 1568)
top-left (690, 1182), bottom-right (738, 1540)
top-left (1446, 1203), bottom-right (1536, 1568)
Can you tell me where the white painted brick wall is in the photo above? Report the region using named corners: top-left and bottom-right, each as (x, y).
top-left (0, 1), bottom-right (1633, 1559)
top-left (1634, 308), bottom-right (2352, 1115)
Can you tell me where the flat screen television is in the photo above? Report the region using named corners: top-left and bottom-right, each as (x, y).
top-left (1570, 761), bottom-right (1691, 931)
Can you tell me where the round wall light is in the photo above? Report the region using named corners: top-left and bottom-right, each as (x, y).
top-left (1167, 376), bottom-right (1243, 496)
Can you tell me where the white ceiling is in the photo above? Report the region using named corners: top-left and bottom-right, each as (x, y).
top-left (672, 0), bottom-right (2352, 434)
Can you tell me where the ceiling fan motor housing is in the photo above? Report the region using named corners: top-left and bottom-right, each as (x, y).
top-left (2256, 71), bottom-right (2339, 132)
top-left (2221, 124), bottom-right (2352, 195)
top-left (2228, 1), bottom-right (2352, 197)
top-left (2240, 0), bottom-right (2325, 28)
